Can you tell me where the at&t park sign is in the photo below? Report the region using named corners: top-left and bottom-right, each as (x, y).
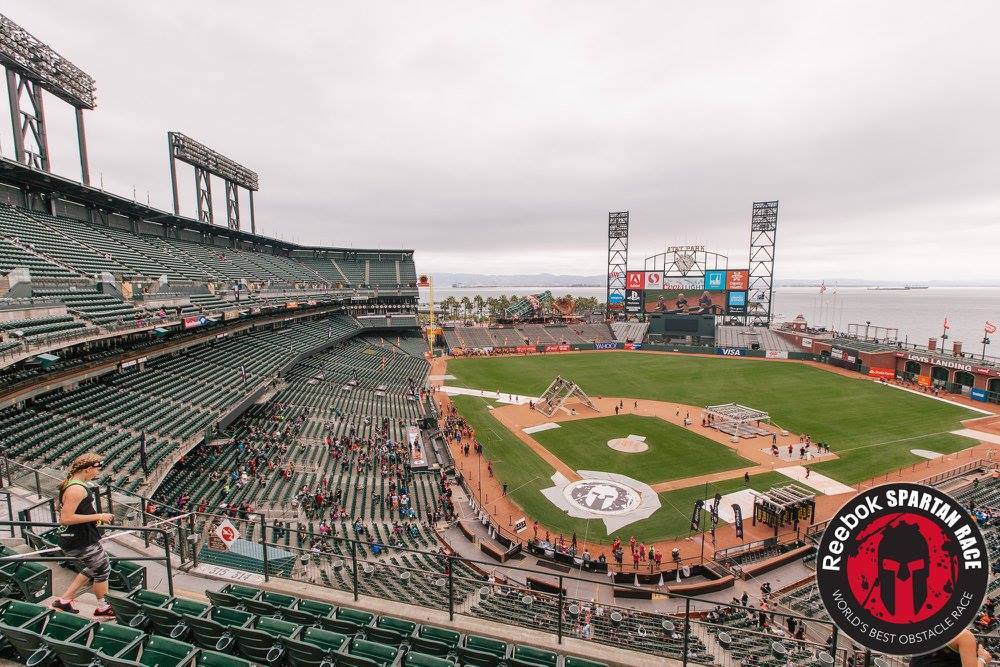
top-left (902, 353), bottom-right (999, 376)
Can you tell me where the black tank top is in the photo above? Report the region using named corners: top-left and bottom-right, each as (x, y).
top-left (58, 481), bottom-right (102, 551)
top-left (910, 646), bottom-right (961, 667)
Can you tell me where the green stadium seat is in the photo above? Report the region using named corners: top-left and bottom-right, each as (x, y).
top-left (231, 623), bottom-right (293, 665)
top-left (0, 610), bottom-right (93, 667)
top-left (0, 601), bottom-right (48, 658)
top-left (295, 599), bottom-right (335, 620)
top-left (96, 635), bottom-right (198, 667)
top-left (204, 591), bottom-right (243, 610)
top-left (458, 634), bottom-right (508, 666)
top-left (185, 607), bottom-right (252, 653)
top-left (284, 627), bottom-right (347, 667)
top-left (141, 604), bottom-right (192, 640)
top-left (195, 649), bottom-right (251, 667)
top-left (76, 621), bottom-right (145, 658)
top-left (404, 652), bottom-right (455, 667)
top-left (343, 637), bottom-right (399, 667)
top-left (563, 657), bottom-right (609, 667)
top-left (0, 554), bottom-right (52, 603)
top-left (106, 590), bottom-right (170, 629)
top-left (510, 645), bottom-right (559, 667)
top-left (109, 560), bottom-right (148, 593)
top-left (44, 638), bottom-right (103, 667)
top-left (336, 608), bottom-right (375, 627)
top-left (410, 625), bottom-right (460, 657)
top-left (220, 584), bottom-right (259, 601)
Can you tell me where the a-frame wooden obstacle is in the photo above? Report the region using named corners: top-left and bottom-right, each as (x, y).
top-left (534, 376), bottom-right (600, 417)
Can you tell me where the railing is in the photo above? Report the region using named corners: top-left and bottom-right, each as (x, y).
top-left (0, 462), bottom-right (901, 666)
top-left (0, 519), bottom-right (177, 596)
top-left (0, 489), bottom-right (12, 537)
top-left (854, 452), bottom-right (991, 491)
top-left (178, 511), bottom-right (847, 665)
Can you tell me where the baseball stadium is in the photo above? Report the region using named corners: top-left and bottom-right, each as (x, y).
top-left (1, 11), bottom-right (1000, 667)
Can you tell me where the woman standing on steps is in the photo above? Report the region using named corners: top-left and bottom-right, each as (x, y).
top-left (51, 452), bottom-right (115, 617)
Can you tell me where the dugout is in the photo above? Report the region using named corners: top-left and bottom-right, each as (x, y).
top-left (751, 485), bottom-right (816, 536)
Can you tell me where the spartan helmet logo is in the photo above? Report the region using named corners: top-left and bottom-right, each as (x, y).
top-left (582, 484), bottom-right (621, 511)
top-left (878, 521), bottom-right (929, 617)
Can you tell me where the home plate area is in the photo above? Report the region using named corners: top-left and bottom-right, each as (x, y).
top-left (607, 434), bottom-right (648, 453)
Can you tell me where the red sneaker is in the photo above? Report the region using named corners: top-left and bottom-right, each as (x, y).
top-left (51, 599), bottom-right (79, 614)
top-left (93, 606), bottom-right (115, 618)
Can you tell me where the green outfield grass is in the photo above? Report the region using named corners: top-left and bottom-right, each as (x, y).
top-left (448, 352), bottom-right (978, 486)
top-left (453, 394), bottom-right (786, 543)
top-left (531, 414), bottom-right (753, 484)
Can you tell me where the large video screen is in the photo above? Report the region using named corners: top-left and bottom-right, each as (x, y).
top-left (644, 288), bottom-right (726, 315)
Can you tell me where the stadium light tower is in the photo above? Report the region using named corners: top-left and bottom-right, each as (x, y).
top-left (167, 132), bottom-right (259, 233)
top-left (607, 211), bottom-right (629, 319)
top-left (0, 13), bottom-right (97, 183)
top-left (746, 201), bottom-right (779, 327)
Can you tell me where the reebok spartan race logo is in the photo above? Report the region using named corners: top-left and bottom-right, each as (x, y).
top-left (817, 483), bottom-right (988, 655)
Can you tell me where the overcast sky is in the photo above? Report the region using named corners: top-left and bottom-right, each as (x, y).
top-left (3, 2), bottom-right (999, 280)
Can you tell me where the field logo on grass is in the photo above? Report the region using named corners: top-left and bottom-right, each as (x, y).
top-left (542, 471), bottom-right (659, 532)
top-left (564, 479), bottom-right (641, 516)
top-left (816, 482), bottom-right (988, 656)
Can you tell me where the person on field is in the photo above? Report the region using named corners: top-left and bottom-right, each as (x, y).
top-left (53, 453), bottom-right (116, 616)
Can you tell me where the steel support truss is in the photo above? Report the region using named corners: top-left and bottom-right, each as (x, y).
top-left (747, 201), bottom-right (779, 327)
top-left (607, 211), bottom-right (629, 316)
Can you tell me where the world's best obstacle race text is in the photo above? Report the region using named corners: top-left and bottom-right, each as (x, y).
top-left (820, 487), bottom-right (983, 649)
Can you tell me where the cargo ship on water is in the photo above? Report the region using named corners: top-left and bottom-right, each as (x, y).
top-left (867, 285), bottom-right (930, 291)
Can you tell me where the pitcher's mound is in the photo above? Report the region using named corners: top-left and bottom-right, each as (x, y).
top-left (608, 437), bottom-right (648, 453)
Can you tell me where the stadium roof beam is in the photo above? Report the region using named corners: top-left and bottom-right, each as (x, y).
top-left (0, 13), bottom-right (96, 184)
top-left (167, 131), bottom-right (259, 233)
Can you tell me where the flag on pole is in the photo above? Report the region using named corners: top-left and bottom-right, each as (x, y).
top-left (819, 281), bottom-right (827, 294)
top-left (943, 318), bottom-right (950, 330)
top-left (986, 322), bottom-right (997, 335)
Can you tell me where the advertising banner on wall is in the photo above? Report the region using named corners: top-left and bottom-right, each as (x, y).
top-left (917, 375), bottom-right (932, 387)
top-left (704, 270), bottom-right (726, 291)
top-left (972, 388), bottom-right (988, 402)
top-left (726, 291), bottom-right (748, 314)
top-left (515, 345), bottom-right (536, 354)
top-left (644, 272), bottom-right (662, 289)
top-left (625, 289), bottom-right (643, 314)
top-left (645, 289), bottom-right (724, 315)
top-left (716, 347), bottom-right (745, 356)
top-left (868, 367), bottom-right (896, 379)
top-left (595, 342), bottom-right (618, 350)
top-left (625, 272), bottom-right (645, 290)
top-left (765, 350), bottom-right (789, 359)
top-left (543, 344), bottom-right (571, 352)
top-left (183, 315), bottom-right (207, 329)
top-left (801, 337), bottom-right (813, 348)
top-left (662, 276), bottom-right (702, 290)
top-left (726, 270), bottom-right (749, 291)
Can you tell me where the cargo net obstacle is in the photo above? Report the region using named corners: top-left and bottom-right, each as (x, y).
top-left (534, 375), bottom-right (599, 417)
top-left (705, 403), bottom-right (771, 440)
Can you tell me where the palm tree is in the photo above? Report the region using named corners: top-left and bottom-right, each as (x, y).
top-left (473, 295), bottom-right (485, 320)
top-left (460, 296), bottom-right (473, 319)
top-left (440, 296), bottom-right (458, 320)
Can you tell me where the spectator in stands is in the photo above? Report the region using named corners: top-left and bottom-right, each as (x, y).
top-left (53, 453), bottom-right (116, 617)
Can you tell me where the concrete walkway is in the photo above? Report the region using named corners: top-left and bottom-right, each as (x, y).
top-left (440, 386), bottom-right (536, 405)
top-left (952, 428), bottom-right (1000, 446)
top-left (776, 466), bottom-right (854, 495)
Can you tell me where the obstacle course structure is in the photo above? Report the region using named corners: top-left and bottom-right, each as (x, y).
top-left (534, 376), bottom-right (599, 417)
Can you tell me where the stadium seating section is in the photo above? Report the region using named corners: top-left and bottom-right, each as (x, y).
top-left (441, 323), bottom-right (614, 350)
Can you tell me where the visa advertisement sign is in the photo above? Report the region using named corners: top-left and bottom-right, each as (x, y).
top-left (716, 347), bottom-right (745, 356)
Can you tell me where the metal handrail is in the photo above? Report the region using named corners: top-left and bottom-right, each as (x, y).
top-left (0, 519), bottom-right (176, 595)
